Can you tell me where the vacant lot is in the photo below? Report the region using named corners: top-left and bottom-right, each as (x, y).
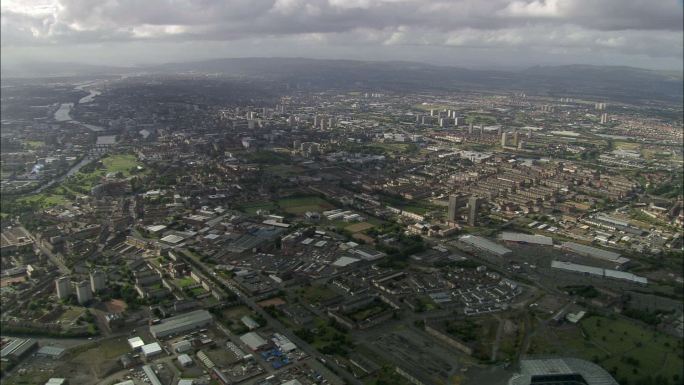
top-left (345, 222), bottom-right (374, 233)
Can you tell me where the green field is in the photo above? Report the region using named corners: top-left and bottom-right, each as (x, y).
top-left (17, 193), bottom-right (69, 208)
top-left (240, 201), bottom-right (277, 214)
top-left (176, 276), bottom-right (196, 288)
top-left (266, 164), bottom-right (305, 177)
top-left (24, 140), bottom-right (45, 149)
top-left (614, 141), bottom-right (640, 150)
top-left (528, 316), bottom-right (684, 384)
top-left (299, 284), bottom-right (340, 305)
top-left (101, 154), bottom-right (139, 176)
top-left (278, 196), bottom-right (335, 214)
top-left (61, 154), bottom-right (141, 193)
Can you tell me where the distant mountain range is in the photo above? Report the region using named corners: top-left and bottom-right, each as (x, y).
top-left (2, 57), bottom-right (682, 104)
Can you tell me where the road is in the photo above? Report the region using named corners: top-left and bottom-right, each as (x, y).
top-left (180, 249), bottom-right (361, 385)
top-left (25, 229), bottom-right (71, 275)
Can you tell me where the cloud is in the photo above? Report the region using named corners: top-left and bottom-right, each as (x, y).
top-left (1, 0), bottom-right (682, 69)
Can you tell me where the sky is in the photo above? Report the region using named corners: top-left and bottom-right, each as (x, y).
top-left (1, 0), bottom-right (683, 71)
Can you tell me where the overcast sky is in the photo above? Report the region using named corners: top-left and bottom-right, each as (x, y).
top-left (1, 0), bottom-right (682, 71)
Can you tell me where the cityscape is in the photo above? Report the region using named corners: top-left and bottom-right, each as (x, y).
top-left (1, 2), bottom-right (683, 385)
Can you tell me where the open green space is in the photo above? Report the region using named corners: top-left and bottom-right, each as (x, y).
top-left (100, 154), bottom-right (139, 176)
top-left (614, 141), bottom-right (640, 151)
top-left (58, 307), bottom-right (85, 323)
top-left (528, 315), bottom-right (684, 384)
top-left (265, 164), bottom-right (305, 177)
top-left (240, 201), bottom-right (277, 214)
top-left (298, 284), bottom-right (340, 305)
top-left (17, 193), bottom-right (69, 208)
top-left (215, 305), bottom-right (254, 334)
top-left (347, 300), bottom-right (391, 322)
top-left (345, 222), bottom-right (375, 233)
top-left (364, 143), bottom-right (417, 155)
top-left (24, 140), bottom-right (45, 149)
top-left (175, 276), bottom-right (196, 288)
top-left (61, 153), bottom-right (142, 193)
top-left (278, 196), bottom-right (335, 214)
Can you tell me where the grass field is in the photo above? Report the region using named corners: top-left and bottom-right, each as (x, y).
top-left (298, 284), bottom-right (339, 305)
top-left (241, 201), bottom-right (277, 214)
top-left (266, 164), bottom-right (305, 177)
top-left (175, 276), bottom-right (196, 288)
top-left (278, 196), bottom-right (335, 214)
top-left (17, 193), bottom-right (69, 208)
top-left (614, 141), bottom-right (640, 151)
top-left (219, 305), bottom-right (254, 334)
top-left (101, 154), bottom-right (139, 176)
top-left (61, 153), bottom-right (141, 193)
top-left (58, 307), bottom-right (85, 323)
top-left (528, 315), bottom-right (684, 384)
top-left (24, 140), bottom-right (45, 149)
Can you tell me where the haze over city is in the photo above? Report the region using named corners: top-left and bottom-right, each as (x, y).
top-left (1, 2), bottom-right (683, 385)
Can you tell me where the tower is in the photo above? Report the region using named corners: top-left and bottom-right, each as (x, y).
top-left (75, 281), bottom-right (93, 305)
top-left (501, 132), bottom-right (508, 147)
top-left (90, 270), bottom-right (106, 293)
top-left (468, 196), bottom-right (482, 226)
top-left (55, 276), bottom-right (71, 300)
top-left (447, 195), bottom-right (468, 222)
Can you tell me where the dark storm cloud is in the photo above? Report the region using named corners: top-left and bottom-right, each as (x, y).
top-left (1, 0), bottom-right (682, 69)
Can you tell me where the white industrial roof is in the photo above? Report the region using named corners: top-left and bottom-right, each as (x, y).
top-left (177, 353), bottom-right (193, 365)
top-left (161, 234), bottom-right (185, 244)
top-left (459, 235), bottom-right (512, 256)
top-left (500, 232), bottom-right (553, 246)
top-left (240, 332), bottom-right (267, 350)
top-left (561, 242), bottom-right (626, 263)
top-left (146, 225), bottom-right (167, 233)
top-left (127, 336), bottom-right (145, 349)
top-left (332, 256), bottom-right (360, 267)
top-left (141, 342), bottom-right (162, 356)
top-left (551, 260), bottom-right (647, 285)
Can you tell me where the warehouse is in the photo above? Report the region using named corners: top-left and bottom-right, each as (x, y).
top-left (141, 342), bottom-right (163, 358)
top-left (178, 353), bottom-right (194, 367)
top-left (149, 309), bottom-right (213, 338)
top-left (499, 232), bottom-right (553, 246)
top-left (127, 336), bottom-right (145, 350)
top-left (551, 261), bottom-right (647, 285)
top-left (142, 364), bottom-right (163, 385)
top-left (1, 338), bottom-right (37, 361)
top-left (36, 346), bottom-right (66, 359)
top-left (560, 242), bottom-right (630, 267)
top-left (459, 235), bottom-right (512, 256)
top-left (240, 332), bottom-right (268, 351)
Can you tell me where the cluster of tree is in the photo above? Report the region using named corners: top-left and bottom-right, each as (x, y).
top-left (564, 285), bottom-right (600, 299)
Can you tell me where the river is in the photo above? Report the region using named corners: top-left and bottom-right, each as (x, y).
top-left (32, 156), bottom-right (96, 194)
top-left (52, 85), bottom-right (105, 131)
